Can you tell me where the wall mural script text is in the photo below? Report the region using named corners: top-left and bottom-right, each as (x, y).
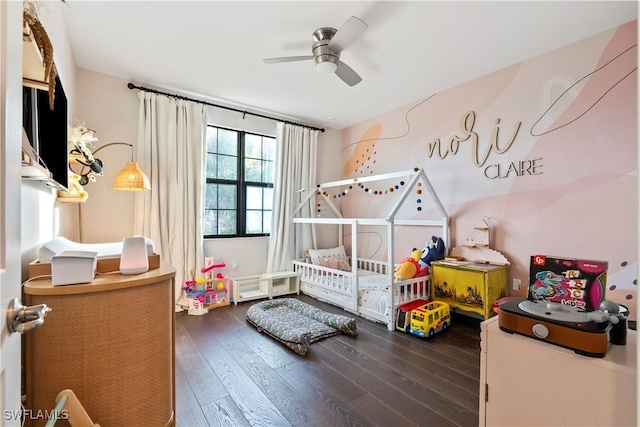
top-left (483, 158), bottom-right (543, 179)
top-left (427, 111), bottom-right (543, 179)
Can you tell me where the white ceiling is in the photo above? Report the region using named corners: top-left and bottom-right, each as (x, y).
top-left (60, 1), bottom-right (637, 130)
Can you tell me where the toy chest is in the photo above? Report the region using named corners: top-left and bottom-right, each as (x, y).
top-left (528, 255), bottom-right (607, 311)
top-left (431, 261), bottom-right (508, 319)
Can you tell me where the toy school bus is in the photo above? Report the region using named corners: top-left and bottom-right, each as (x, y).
top-left (396, 299), bottom-right (451, 337)
top-left (396, 298), bottom-right (430, 333)
top-left (397, 300), bottom-right (451, 337)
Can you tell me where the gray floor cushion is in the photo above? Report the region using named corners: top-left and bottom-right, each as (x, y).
top-left (246, 298), bottom-right (357, 355)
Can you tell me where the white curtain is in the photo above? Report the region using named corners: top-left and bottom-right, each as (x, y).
top-left (266, 122), bottom-right (318, 273)
top-left (134, 92), bottom-right (206, 308)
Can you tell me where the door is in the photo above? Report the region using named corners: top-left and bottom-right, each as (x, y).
top-left (0, 0), bottom-right (25, 423)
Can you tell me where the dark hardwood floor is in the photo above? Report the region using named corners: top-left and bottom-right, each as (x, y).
top-left (175, 294), bottom-right (482, 427)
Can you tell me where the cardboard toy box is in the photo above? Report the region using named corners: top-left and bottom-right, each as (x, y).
top-left (528, 255), bottom-right (607, 311)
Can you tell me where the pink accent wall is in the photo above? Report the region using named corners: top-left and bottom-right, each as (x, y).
top-left (339, 21), bottom-right (637, 300)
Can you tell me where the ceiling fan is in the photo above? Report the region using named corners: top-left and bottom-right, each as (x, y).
top-left (263, 16), bottom-right (368, 87)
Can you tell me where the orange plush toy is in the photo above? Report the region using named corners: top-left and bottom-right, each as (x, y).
top-left (394, 249), bottom-right (429, 281)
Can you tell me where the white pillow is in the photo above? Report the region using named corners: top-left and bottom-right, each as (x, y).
top-left (308, 246), bottom-right (351, 271)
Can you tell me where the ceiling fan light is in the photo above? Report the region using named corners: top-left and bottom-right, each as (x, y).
top-left (316, 61), bottom-right (337, 74)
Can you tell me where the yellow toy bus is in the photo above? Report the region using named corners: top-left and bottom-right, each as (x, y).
top-left (409, 301), bottom-right (451, 337)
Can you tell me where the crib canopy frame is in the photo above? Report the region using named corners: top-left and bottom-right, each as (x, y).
top-left (293, 168), bottom-right (450, 269)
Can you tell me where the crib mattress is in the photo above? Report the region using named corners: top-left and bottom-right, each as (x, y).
top-left (246, 298), bottom-right (357, 356)
top-left (359, 286), bottom-right (391, 316)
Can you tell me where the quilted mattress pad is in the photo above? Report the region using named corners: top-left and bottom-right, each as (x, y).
top-left (246, 298), bottom-right (357, 355)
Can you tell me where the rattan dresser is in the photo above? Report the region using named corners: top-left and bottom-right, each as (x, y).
top-left (23, 261), bottom-right (176, 427)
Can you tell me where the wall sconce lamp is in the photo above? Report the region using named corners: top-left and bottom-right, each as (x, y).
top-left (73, 142), bottom-right (150, 191)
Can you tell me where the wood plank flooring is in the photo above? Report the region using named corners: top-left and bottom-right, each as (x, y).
top-left (175, 294), bottom-right (482, 427)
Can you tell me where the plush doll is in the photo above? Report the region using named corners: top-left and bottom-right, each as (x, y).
top-left (420, 236), bottom-right (446, 268)
top-left (394, 248), bottom-right (429, 281)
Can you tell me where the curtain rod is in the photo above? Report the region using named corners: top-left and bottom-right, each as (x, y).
top-left (127, 83), bottom-right (325, 133)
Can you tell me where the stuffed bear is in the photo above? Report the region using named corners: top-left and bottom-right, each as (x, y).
top-left (394, 248), bottom-right (429, 281)
top-left (420, 236), bottom-right (446, 267)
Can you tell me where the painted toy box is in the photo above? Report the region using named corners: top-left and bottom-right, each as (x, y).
top-left (528, 255), bottom-right (607, 311)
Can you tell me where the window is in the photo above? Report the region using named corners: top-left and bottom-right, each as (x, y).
top-left (204, 125), bottom-right (276, 237)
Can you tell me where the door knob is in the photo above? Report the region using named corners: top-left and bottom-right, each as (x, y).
top-left (6, 297), bottom-right (51, 334)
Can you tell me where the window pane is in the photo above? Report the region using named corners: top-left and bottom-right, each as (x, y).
top-left (218, 210), bottom-right (236, 235)
top-left (264, 160), bottom-right (274, 184)
top-left (205, 153), bottom-right (217, 178)
top-left (206, 127), bottom-right (217, 153)
top-left (245, 134), bottom-right (262, 158)
top-left (204, 184), bottom-right (217, 209)
top-left (246, 186), bottom-right (262, 210)
top-left (246, 211), bottom-right (262, 234)
top-left (203, 210), bottom-right (217, 235)
top-left (263, 210), bottom-right (272, 234)
top-left (218, 184), bottom-right (237, 209)
top-left (245, 158), bottom-right (261, 182)
top-left (263, 187), bottom-right (273, 210)
top-left (218, 129), bottom-right (238, 155)
top-left (218, 155), bottom-right (237, 180)
top-left (264, 137), bottom-right (276, 161)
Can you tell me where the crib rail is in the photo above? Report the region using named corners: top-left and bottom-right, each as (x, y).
top-left (293, 259), bottom-right (357, 311)
top-left (354, 258), bottom-right (387, 274)
top-left (293, 258), bottom-right (432, 330)
top-left (392, 275), bottom-right (431, 307)
top-left (293, 260), bottom-right (355, 294)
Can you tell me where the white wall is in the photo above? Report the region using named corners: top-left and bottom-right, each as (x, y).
top-left (74, 69), bottom-right (342, 279)
top-left (21, 1), bottom-right (79, 275)
top-left (75, 69), bottom-right (139, 243)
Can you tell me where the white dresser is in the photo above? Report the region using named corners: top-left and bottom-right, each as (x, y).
top-left (479, 316), bottom-right (637, 426)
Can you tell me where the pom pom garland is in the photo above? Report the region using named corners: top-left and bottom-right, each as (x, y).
top-left (314, 169), bottom-right (427, 214)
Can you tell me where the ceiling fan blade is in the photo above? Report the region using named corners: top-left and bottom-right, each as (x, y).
top-left (328, 16), bottom-right (367, 53)
top-left (263, 56), bottom-right (314, 64)
top-left (335, 61), bottom-right (362, 87)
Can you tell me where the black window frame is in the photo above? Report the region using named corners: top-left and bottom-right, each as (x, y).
top-left (203, 125), bottom-right (276, 238)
